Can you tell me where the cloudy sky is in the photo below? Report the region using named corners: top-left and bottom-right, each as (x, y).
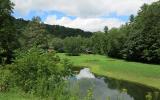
top-left (11, 0), bottom-right (157, 32)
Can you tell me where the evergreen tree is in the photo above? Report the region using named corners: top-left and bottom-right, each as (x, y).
top-left (0, 0), bottom-right (19, 64)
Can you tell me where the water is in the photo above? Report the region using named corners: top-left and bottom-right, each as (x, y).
top-left (76, 68), bottom-right (95, 79)
top-left (69, 68), bottom-right (160, 100)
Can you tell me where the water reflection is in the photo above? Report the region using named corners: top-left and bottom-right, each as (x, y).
top-left (104, 77), bottom-right (160, 100)
top-left (69, 68), bottom-right (160, 100)
top-left (76, 68), bottom-right (95, 79)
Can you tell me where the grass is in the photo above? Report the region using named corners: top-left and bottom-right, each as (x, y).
top-left (0, 88), bottom-right (40, 100)
top-left (58, 53), bottom-right (160, 90)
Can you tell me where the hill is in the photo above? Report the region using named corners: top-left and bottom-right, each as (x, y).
top-left (14, 18), bottom-right (92, 38)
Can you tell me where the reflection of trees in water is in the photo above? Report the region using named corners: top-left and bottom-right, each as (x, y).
top-left (104, 77), bottom-right (160, 100)
top-left (70, 78), bottom-right (133, 100)
top-left (70, 69), bottom-right (160, 100)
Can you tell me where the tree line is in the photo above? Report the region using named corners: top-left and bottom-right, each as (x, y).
top-left (50, 1), bottom-right (160, 64)
top-left (1, 0), bottom-right (160, 64)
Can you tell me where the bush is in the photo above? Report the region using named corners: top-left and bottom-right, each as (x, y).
top-left (10, 47), bottom-right (73, 97)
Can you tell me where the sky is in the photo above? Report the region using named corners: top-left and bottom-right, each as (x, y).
top-left (11, 0), bottom-right (157, 32)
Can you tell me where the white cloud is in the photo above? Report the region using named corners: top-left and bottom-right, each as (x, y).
top-left (11, 0), bottom-right (158, 31)
top-left (44, 16), bottom-right (125, 32)
top-left (11, 0), bottom-right (158, 17)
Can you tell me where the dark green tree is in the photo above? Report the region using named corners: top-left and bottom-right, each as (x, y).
top-left (106, 27), bottom-right (127, 58)
top-left (21, 16), bottom-right (49, 49)
top-left (51, 38), bottom-right (64, 52)
top-left (91, 32), bottom-right (107, 54)
top-left (0, 0), bottom-right (19, 64)
top-left (104, 26), bottom-right (109, 34)
top-left (64, 36), bottom-right (83, 56)
top-left (123, 1), bottom-right (160, 63)
top-left (129, 14), bottom-right (135, 23)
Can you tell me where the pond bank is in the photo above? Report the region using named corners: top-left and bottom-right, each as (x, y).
top-left (72, 66), bottom-right (160, 91)
top-left (58, 53), bottom-right (160, 90)
top-left (71, 68), bottom-right (160, 100)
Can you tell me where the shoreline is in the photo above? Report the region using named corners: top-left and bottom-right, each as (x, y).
top-left (58, 53), bottom-right (160, 91)
top-left (73, 66), bottom-right (160, 91)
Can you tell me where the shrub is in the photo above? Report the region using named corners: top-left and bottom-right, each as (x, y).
top-left (10, 47), bottom-right (73, 97)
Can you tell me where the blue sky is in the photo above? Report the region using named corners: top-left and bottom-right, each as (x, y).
top-left (12, 10), bottom-right (129, 22)
top-left (11, 0), bottom-right (157, 32)
top-left (12, 10), bottom-right (69, 21)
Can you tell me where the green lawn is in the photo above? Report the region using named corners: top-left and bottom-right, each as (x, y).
top-left (58, 53), bottom-right (160, 89)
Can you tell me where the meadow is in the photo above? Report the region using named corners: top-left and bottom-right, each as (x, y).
top-left (58, 53), bottom-right (160, 90)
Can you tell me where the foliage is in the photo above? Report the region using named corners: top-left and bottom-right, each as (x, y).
top-left (63, 36), bottom-right (83, 56)
top-left (122, 1), bottom-right (160, 63)
top-left (104, 26), bottom-right (109, 34)
top-left (0, 0), bottom-right (19, 64)
top-left (50, 38), bottom-right (64, 53)
top-left (10, 47), bottom-right (73, 97)
top-left (20, 17), bottom-right (50, 49)
top-left (106, 27), bottom-right (127, 58)
top-left (91, 32), bottom-right (107, 54)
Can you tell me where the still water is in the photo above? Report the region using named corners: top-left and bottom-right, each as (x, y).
top-left (69, 68), bottom-right (160, 100)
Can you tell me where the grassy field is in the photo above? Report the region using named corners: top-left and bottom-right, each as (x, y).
top-left (0, 88), bottom-right (39, 100)
top-left (58, 53), bottom-right (160, 89)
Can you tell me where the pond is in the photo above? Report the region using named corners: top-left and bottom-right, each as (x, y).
top-left (69, 68), bottom-right (160, 100)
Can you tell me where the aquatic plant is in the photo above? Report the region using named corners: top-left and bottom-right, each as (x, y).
top-left (145, 92), bottom-right (152, 100)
